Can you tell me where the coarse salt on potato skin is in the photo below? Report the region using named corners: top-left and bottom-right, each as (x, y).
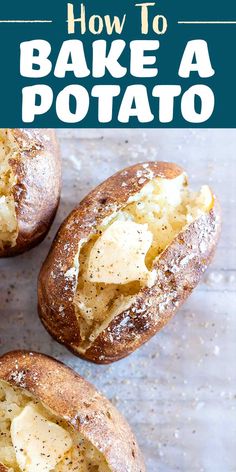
top-left (0, 351), bottom-right (145, 472)
top-left (38, 162), bottom-right (221, 364)
top-left (0, 129), bottom-right (61, 257)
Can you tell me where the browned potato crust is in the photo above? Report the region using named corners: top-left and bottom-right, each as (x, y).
top-left (0, 464), bottom-right (8, 472)
top-left (0, 351), bottom-right (145, 472)
top-left (0, 129), bottom-right (61, 257)
top-left (38, 162), bottom-right (221, 364)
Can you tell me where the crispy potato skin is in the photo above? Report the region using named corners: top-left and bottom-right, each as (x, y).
top-left (0, 351), bottom-right (145, 472)
top-left (0, 129), bottom-right (61, 257)
top-left (38, 162), bottom-right (221, 364)
top-left (0, 464), bottom-right (8, 472)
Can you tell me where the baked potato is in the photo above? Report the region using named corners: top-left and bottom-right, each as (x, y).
top-left (0, 129), bottom-right (61, 257)
top-left (0, 350), bottom-right (145, 472)
top-left (38, 162), bottom-right (221, 364)
top-left (0, 464), bottom-right (7, 472)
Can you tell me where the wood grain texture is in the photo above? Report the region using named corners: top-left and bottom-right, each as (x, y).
top-left (0, 129), bottom-right (235, 471)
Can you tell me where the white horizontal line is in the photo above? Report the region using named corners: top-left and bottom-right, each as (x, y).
top-left (178, 20), bottom-right (236, 24)
top-left (0, 20), bottom-right (52, 23)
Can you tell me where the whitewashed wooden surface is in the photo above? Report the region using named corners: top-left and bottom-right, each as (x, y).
top-left (0, 129), bottom-right (235, 472)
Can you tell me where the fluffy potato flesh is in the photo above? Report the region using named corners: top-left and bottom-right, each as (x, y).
top-left (0, 380), bottom-right (110, 472)
top-left (74, 174), bottom-right (213, 350)
top-left (0, 130), bottom-right (18, 251)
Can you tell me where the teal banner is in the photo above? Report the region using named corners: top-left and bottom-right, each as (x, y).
top-left (0, 0), bottom-right (235, 127)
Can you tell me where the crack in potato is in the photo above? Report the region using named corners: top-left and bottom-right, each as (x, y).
top-left (74, 174), bottom-right (213, 351)
top-left (0, 381), bottom-right (110, 472)
top-left (0, 130), bottom-right (18, 251)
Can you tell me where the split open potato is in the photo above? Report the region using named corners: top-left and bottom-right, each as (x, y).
top-left (0, 351), bottom-right (145, 472)
top-left (0, 129), bottom-right (61, 257)
top-left (38, 162), bottom-right (221, 363)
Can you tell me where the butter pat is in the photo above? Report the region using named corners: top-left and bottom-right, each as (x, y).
top-left (86, 220), bottom-right (153, 284)
top-left (11, 403), bottom-right (72, 472)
